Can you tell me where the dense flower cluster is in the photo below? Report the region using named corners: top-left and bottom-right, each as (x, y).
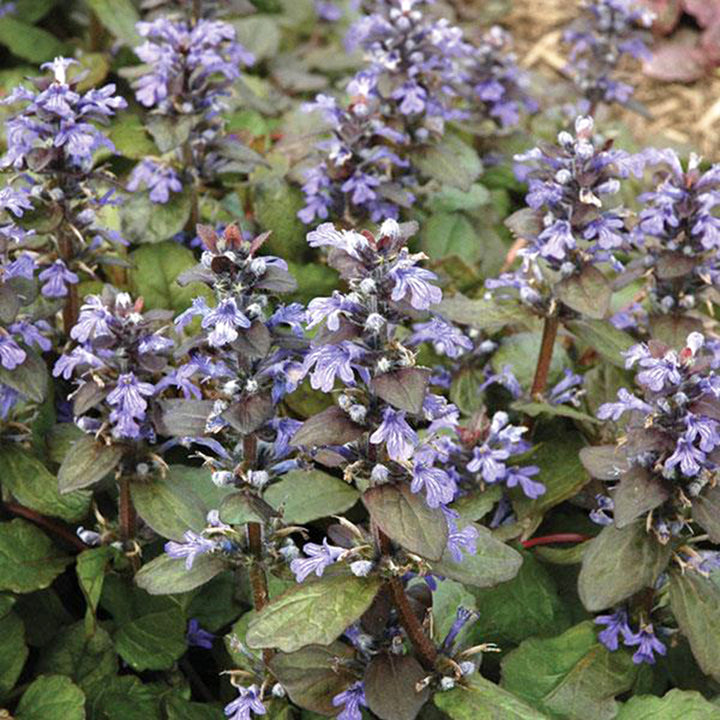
top-left (589, 332), bottom-right (720, 540)
top-left (298, 88), bottom-right (416, 223)
top-left (632, 150), bottom-right (720, 317)
top-left (563, 0), bottom-right (653, 108)
top-left (53, 289), bottom-right (175, 440)
top-left (3, 57), bottom-right (126, 169)
top-left (461, 26), bottom-right (537, 130)
top-left (129, 17), bottom-right (255, 204)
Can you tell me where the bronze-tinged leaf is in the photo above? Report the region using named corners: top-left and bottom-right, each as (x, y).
top-left (364, 653), bottom-right (430, 720)
top-left (613, 467), bottom-right (668, 529)
top-left (363, 484), bottom-right (448, 561)
top-left (578, 522), bottom-right (671, 612)
top-left (58, 436), bottom-right (124, 494)
top-left (246, 575), bottom-right (382, 653)
top-left (668, 569), bottom-right (720, 682)
top-left (370, 367), bottom-right (431, 415)
top-left (554, 265), bottom-right (611, 320)
top-left (649, 314), bottom-right (704, 349)
top-left (693, 485), bottom-right (720, 542)
top-left (222, 393), bottom-right (274, 434)
top-left (232, 321), bottom-right (272, 358)
top-left (269, 643), bottom-right (356, 715)
top-left (504, 208), bottom-right (543, 239)
top-left (291, 405), bottom-right (365, 447)
top-left (254, 264), bottom-right (297, 293)
top-left (579, 445), bottom-right (630, 480)
top-left (155, 399), bottom-right (215, 437)
top-left (72, 379), bottom-right (108, 416)
top-left (219, 491), bottom-right (276, 526)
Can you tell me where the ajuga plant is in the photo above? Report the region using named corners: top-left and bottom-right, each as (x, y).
top-left (563, 0), bottom-right (654, 112)
top-left (126, 8), bottom-right (260, 231)
top-left (227, 218), bottom-right (527, 718)
top-left (134, 223), bottom-right (309, 715)
top-left (1, 57), bottom-right (127, 333)
top-left (578, 331), bottom-right (720, 673)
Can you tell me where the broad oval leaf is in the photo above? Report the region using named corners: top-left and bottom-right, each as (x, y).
top-left (0, 611), bottom-right (28, 695)
top-left (156, 399), bottom-right (215, 437)
top-left (292, 405), bottom-right (365, 447)
top-left (415, 133), bottom-right (482, 191)
top-left (579, 445), bottom-right (630, 480)
top-left (616, 689), bottom-right (720, 720)
top-left (130, 475), bottom-right (207, 541)
top-left (269, 642), bottom-right (356, 715)
top-left (555, 266), bottom-right (611, 320)
top-left (58, 436), bottom-right (123, 494)
top-left (692, 485), bottom-right (720, 542)
top-left (566, 319), bottom-right (634, 368)
top-left (431, 524), bottom-right (523, 588)
top-left (264, 469), bottom-right (359, 524)
top-left (135, 553), bottom-right (226, 595)
top-left (219, 491), bottom-right (275, 525)
top-left (500, 621), bottom-right (637, 720)
top-left (364, 653), bottom-right (430, 720)
top-left (246, 574), bottom-right (382, 653)
top-left (0, 519), bottom-right (70, 594)
top-left (114, 606), bottom-right (187, 671)
top-left (15, 674), bottom-right (85, 720)
top-left (222, 393), bottom-right (274, 434)
top-left (613, 467), bottom-right (668, 529)
top-left (435, 675), bottom-right (547, 720)
top-left (0, 347), bottom-right (48, 403)
top-left (370, 367), bottom-right (430, 415)
top-left (363, 484), bottom-right (448, 561)
top-left (668, 569), bottom-right (720, 683)
top-left (0, 445), bottom-right (90, 522)
top-left (578, 522), bottom-right (671, 612)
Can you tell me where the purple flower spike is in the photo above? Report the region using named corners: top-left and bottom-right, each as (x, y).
top-left (38, 259), bottom-right (79, 298)
top-left (290, 539), bottom-right (345, 583)
top-left (0, 335), bottom-right (26, 370)
top-left (165, 531), bottom-right (216, 570)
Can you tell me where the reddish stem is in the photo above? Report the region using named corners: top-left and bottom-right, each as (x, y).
top-left (3, 501), bottom-right (86, 552)
top-left (530, 313), bottom-right (560, 398)
top-left (522, 533), bottom-right (591, 550)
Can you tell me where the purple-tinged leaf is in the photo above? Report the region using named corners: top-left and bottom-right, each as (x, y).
top-left (370, 367), bottom-right (430, 415)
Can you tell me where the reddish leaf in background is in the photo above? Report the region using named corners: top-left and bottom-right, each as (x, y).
top-left (639, 0), bottom-right (720, 80)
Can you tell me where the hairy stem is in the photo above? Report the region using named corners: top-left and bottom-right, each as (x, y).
top-left (530, 312), bottom-right (560, 398)
top-left (118, 474), bottom-right (136, 544)
top-left (377, 527), bottom-right (437, 670)
top-left (243, 434), bottom-right (272, 664)
top-left (58, 232), bottom-right (79, 335)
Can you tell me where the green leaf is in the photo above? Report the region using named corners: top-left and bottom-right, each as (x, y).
top-left (693, 485), bottom-right (720, 542)
top-left (13, 0), bottom-right (57, 23)
top-left (15, 675), bottom-right (85, 720)
top-left (264, 470), bottom-right (359, 524)
top-left (164, 696), bottom-right (223, 720)
top-left (145, 115), bottom-right (194, 153)
top-left (0, 346), bottom-right (48, 403)
top-left (435, 294), bottom-right (536, 332)
top-left (421, 212), bottom-right (481, 264)
top-left (450, 366), bottom-right (486, 415)
top-left (613, 467), bottom-right (668, 529)
top-left (269, 642), bottom-right (356, 715)
top-left (114, 605), bottom-right (187, 671)
top-left (135, 553), bottom-right (226, 596)
top-left (0, 519), bottom-right (69, 593)
top-left (87, 675), bottom-right (162, 720)
top-left (121, 191), bottom-right (192, 245)
top-left (427, 183), bottom-right (491, 213)
top-left (579, 522), bottom-right (671, 612)
top-left (0, 445), bottom-right (91, 522)
top-left (616, 689), bottom-right (720, 719)
top-left (449, 485), bottom-right (502, 523)
top-left (434, 675), bottom-right (548, 719)
top-left (246, 575), bottom-right (382, 653)
top-left (0, 16), bottom-right (69, 62)
top-left (501, 622), bottom-right (638, 720)
top-left (370, 367), bottom-right (431, 415)
top-left (468, 551), bottom-right (570, 645)
top-left (0, 611), bottom-right (28, 695)
top-left (364, 653), bottom-right (430, 720)
top-left (131, 474), bottom-right (208, 541)
top-left (187, 571), bottom-right (243, 632)
top-left (129, 241), bottom-right (211, 313)
top-left (492, 331), bottom-right (570, 389)
top-left (76, 546), bottom-right (114, 633)
top-left (669, 569), bottom-right (720, 682)
top-left (232, 16), bottom-right (281, 60)
top-left (85, 0), bottom-right (141, 45)
top-left (219, 491), bottom-right (273, 525)
top-left (514, 437), bottom-right (589, 519)
top-left (57, 435), bottom-right (123, 493)
top-left (555, 266), bottom-right (611, 319)
top-left (36, 623), bottom-right (118, 697)
top-left (512, 401), bottom-right (600, 425)
top-left (415, 133), bottom-right (483, 191)
top-left (108, 113), bottom-right (157, 159)
top-left (566, 319), bottom-right (635, 368)
top-left (252, 178), bottom-right (307, 261)
top-left (431, 579), bottom-right (477, 643)
top-left (431, 524), bottom-right (523, 588)
top-left (649, 314), bottom-right (704, 349)
top-left (363, 484), bottom-right (448, 561)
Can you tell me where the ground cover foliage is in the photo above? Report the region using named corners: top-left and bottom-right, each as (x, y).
top-left (0, 0), bottom-right (720, 718)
